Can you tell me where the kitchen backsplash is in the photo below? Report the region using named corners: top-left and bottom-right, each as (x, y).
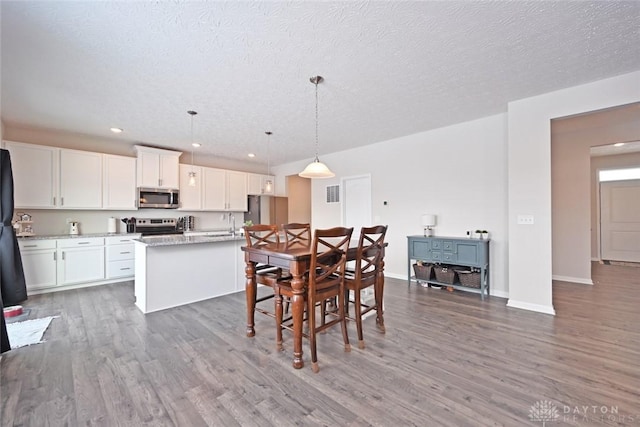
top-left (18, 209), bottom-right (243, 236)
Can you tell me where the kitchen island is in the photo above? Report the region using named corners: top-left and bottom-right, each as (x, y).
top-left (133, 234), bottom-right (246, 313)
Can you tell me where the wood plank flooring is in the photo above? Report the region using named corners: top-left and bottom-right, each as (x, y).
top-left (2, 262), bottom-right (639, 426)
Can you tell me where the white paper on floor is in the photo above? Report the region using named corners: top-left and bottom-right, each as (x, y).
top-left (6, 316), bottom-right (58, 348)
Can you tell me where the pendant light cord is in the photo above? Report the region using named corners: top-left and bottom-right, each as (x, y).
top-left (314, 79), bottom-right (319, 161)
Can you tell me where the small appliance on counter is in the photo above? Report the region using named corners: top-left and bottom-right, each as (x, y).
top-left (69, 220), bottom-right (80, 235)
top-left (13, 212), bottom-right (34, 236)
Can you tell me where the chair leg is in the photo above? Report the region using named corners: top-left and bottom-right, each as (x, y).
top-left (339, 286), bottom-right (351, 353)
top-left (344, 289), bottom-right (350, 316)
top-left (275, 293), bottom-right (284, 351)
top-left (354, 288), bottom-right (365, 349)
top-left (375, 277), bottom-right (386, 334)
top-left (308, 298), bottom-right (319, 373)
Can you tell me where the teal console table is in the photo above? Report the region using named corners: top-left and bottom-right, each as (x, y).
top-left (407, 235), bottom-right (490, 299)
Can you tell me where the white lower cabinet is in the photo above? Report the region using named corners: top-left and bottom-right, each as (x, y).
top-left (18, 240), bottom-right (57, 291)
top-left (105, 235), bottom-right (136, 279)
top-left (57, 238), bottom-right (105, 285)
top-left (18, 236), bottom-right (138, 293)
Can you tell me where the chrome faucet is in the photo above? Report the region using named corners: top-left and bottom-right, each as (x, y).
top-left (228, 213), bottom-right (235, 236)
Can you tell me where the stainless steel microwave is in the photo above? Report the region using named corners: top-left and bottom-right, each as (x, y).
top-left (137, 187), bottom-right (179, 209)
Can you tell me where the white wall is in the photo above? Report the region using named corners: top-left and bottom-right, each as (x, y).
top-left (274, 113), bottom-right (510, 297)
top-left (507, 71), bottom-right (640, 315)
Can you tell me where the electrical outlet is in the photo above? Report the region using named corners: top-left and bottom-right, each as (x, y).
top-left (517, 215), bottom-right (534, 225)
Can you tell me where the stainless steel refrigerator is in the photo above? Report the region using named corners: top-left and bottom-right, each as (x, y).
top-left (244, 195), bottom-right (288, 226)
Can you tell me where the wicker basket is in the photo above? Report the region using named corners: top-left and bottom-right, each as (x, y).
top-left (434, 265), bottom-right (456, 285)
top-left (455, 270), bottom-right (481, 288)
top-left (413, 263), bottom-right (433, 281)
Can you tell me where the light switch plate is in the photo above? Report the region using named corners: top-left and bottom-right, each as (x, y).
top-left (517, 215), bottom-right (534, 225)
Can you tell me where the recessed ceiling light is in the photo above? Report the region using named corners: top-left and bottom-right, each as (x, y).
top-left (614, 142), bottom-right (625, 147)
top-left (248, 153), bottom-right (255, 158)
top-left (192, 143), bottom-right (201, 148)
top-left (110, 127), bottom-right (123, 133)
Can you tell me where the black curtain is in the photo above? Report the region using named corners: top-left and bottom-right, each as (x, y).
top-left (1, 149), bottom-right (28, 353)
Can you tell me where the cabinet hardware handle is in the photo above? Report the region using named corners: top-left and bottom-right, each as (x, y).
top-left (53, 196), bottom-right (56, 205)
top-left (120, 267), bottom-right (131, 271)
top-left (120, 251), bottom-right (131, 254)
top-left (23, 244), bottom-right (38, 248)
top-left (61, 197), bottom-right (64, 206)
top-left (120, 240), bottom-right (129, 242)
top-left (62, 252), bottom-right (65, 260)
top-left (54, 252), bottom-right (57, 261)
top-left (78, 242), bottom-right (90, 245)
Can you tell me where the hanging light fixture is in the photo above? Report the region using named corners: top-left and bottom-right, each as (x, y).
top-left (187, 110), bottom-right (198, 187)
top-left (299, 75), bottom-right (335, 178)
top-left (265, 131), bottom-right (273, 192)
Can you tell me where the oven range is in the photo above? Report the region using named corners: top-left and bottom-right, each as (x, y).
top-left (133, 218), bottom-right (182, 236)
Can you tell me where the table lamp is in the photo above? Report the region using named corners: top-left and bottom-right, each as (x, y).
top-left (422, 214), bottom-right (437, 237)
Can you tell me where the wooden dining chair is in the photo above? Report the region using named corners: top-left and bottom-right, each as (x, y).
top-left (244, 224), bottom-right (290, 318)
top-left (281, 223), bottom-right (311, 248)
top-left (274, 226), bottom-right (354, 373)
top-left (344, 225), bottom-right (388, 349)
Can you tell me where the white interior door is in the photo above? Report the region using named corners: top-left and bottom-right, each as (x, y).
top-left (342, 175), bottom-right (372, 237)
top-left (600, 179), bottom-right (640, 262)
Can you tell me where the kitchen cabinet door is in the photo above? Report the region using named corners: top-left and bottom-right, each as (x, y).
top-left (19, 240), bottom-right (57, 291)
top-left (60, 149), bottom-right (103, 209)
top-left (58, 246), bottom-right (105, 285)
top-left (202, 167), bottom-right (226, 210)
top-left (160, 154), bottom-right (180, 189)
top-left (137, 151), bottom-right (161, 187)
top-left (179, 164), bottom-right (202, 210)
top-left (103, 154), bottom-right (136, 210)
top-left (4, 141), bottom-right (58, 208)
top-left (227, 170), bottom-right (248, 211)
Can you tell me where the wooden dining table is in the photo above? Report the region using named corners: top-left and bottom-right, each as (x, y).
top-left (241, 241), bottom-right (386, 369)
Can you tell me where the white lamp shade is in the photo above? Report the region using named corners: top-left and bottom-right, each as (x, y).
top-left (421, 214), bottom-right (437, 227)
top-left (298, 159), bottom-right (335, 178)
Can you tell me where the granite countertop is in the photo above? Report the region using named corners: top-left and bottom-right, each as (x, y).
top-left (134, 234), bottom-right (245, 247)
top-left (17, 232), bottom-right (140, 241)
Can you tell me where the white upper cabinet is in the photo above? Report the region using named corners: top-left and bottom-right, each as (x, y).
top-left (247, 173), bottom-right (275, 195)
top-left (4, 141), bottom-right (58, 209)
top-left (135, 145), bottom-right (181, 189)
top-left (179, 163), bottom-right (203, 210)
top-left (59, 149), bottom-right (103, 209)
top-left (103, 154), bottom-right (137, 210)
top-left (201, 168), bottom-right (247, 211)
top-left (227, 170), bottom-right (248, 211)
top-left (202, 167), bottom-right (226, 211)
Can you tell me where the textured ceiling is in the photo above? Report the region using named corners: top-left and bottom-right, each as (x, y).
top-left (1, 1), bottom-right (639, 169)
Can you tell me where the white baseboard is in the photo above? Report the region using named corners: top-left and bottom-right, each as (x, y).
top-left (552, 275), bottom-right (593, 285)
top-left (507, 299), bottom-right (556, 315)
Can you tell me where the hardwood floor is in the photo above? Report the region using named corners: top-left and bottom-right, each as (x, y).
top-left (2, 262), bottom-right (639, 426)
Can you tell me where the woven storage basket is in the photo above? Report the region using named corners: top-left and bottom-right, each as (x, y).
top-left (455, 270), bottom-right (481, 288)
top-left (434, 265), bottom-right (456, 284)
top-left (413, 263), bottom-right (433, 281)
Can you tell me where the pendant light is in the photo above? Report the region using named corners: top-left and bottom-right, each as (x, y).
top-left (187, 110), bottom-right (197, 187)
top-left (299, 75), bottom-right (335, 178)
top-left (265, 131), bottom-right (273, 192)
